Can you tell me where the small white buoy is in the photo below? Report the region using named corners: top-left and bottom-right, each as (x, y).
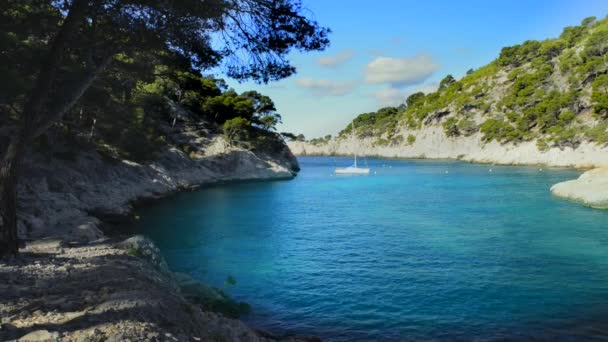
top-left (445, 170), bottom-right (449, 174)
top-left (539, 168), bottom-right (543, 171)
top-left (374, 171), bottom-right (377, 175)
top-left (489, 168), bottom-right (493, 172)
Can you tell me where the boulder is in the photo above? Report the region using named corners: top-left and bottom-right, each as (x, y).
top-left (551, 168), bottom-right (608, 209)
top-left (117, 235), bottom-right (169, 274)
top-left (66, 218), bottom-right (104, 243)
top-left (18, 330), bottom-right (59, 342)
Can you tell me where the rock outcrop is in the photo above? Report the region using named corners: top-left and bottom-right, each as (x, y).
top-left (18, 133), bottom-right (297, 242)
top-left (551, 168), bottom-right (608, 209)
top-left (1, 121), bottom-right (305, 340)
top-left (1, 239), bottom-right (318, 342)
top-left (288, 126), bottom-right (608, 169)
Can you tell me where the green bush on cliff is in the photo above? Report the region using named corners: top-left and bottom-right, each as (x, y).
top-left (407, 134), bottom-right (416, 145)
top-left (223, 117), bottom-right (251, 146)
top-left (479, 118), bottom-right (526, 143)
top-left (586, 122), bottom-right (608, 144)
top-left (592, 74), bottom-right (608, 117)
top-left (333, 15), bottom-right (608, 148)
top-left (339, 106), bottom-right (403, 138)
top-left (536, 139), bottom-right (550, 152)
top-left (442, 117), bottom-right (460, 137)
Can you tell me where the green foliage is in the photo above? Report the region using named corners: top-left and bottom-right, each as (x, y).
top-left (479, 118), bottom-right (523, 143)
top-left (592, 74), bottom-right (608, 117)
top-left (499, 65), bottom-right (553, 110)
top-left (223, 117), bottom-right (251, 146)
top-left (586, 122), bottom-right (608, 144)
top-left (339, 106), bottom-right (402, 138)
top-left (127, 248), bottom-right (142, 257)
top-left (0, 0), bottom-right (309, 164)
top-left (439, 75), bottom-right (456, 90)
top-left (280, 132), bottom-right (297, 141)
top-left (498, 40), bottom-right (542, 66)
top-left (539, 40), bottom-right (565, 60)
top-left (333, 15), bottom-right (608, 149)
top-left (309, 134), bottom-right (332, 145)
top-left (559, 25), bottom-right (587, 48)
top-left (582, 16), bottom-right (597, 27)
top-left (406, 92), bottom-right (425, 107)
top-left (373, 138), bottom-right (389, 147)
top-left (407, 134), bottom-right (416, 145)
top-left (536, 139), bottom-right (549, 152)
top-left (583, 29), bottom-right (608, 58)
top-left (442, 117), bottom-right (460, 137)
top-left (182, 281), bottom-right (251, 319)
top-left (457, 118), bottom-right (478, 136)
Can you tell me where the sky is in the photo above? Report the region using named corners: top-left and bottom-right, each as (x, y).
top-left (219, 0), bottom-right (608, 139)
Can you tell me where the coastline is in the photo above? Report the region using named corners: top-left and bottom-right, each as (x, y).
top-left (550, 168), bottom-right (608, 209)
top-left (289, 127), bottom-right (608, 209)
top-left (0, 132), bottom-right (315, 341)
top-left (3, 126), bottom-right (606, 340)
top-left (288, 127), bottom-right (608, 169)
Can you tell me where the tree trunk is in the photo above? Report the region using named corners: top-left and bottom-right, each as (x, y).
top-left (0, 0), bottom-right (91, 258)
top-left (0, 134), bottom-right (26, 256)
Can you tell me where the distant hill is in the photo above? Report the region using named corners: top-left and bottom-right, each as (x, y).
top-left (289, 15), bottom-right (608, 168)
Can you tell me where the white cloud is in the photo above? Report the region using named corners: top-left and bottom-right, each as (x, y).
top-left (373, 82), bottom-right (440, 107)
top-left (373, 87), bottom-right (406, 107)
top-left (412, 82), bottom-right (439, 95)
top-left (296, 77), bottom-right (357, 96)
top-left (316, 50), bottom-right (355, 67)
top-left (365, 54), bottom-right (440, 87)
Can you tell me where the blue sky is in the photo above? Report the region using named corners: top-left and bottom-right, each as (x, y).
top-left (221, 0), bottom-right (608, 139)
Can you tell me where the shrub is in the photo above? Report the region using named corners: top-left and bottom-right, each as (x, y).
top-left (536, 139), bottom-right (549, 152)
top-left (586, 122), bottom-right (608, 144)
top-left (223, 117), bottom-right (250, 146)
top-left (442, 117), bottom-right (460, 137)
top-left (407, 134), bottom-right (416, 145)
top-left (457, 118), bottom-right (478, 136)
top-left (373, 138), bottom-right (389, 147)
top-left (592, 74), bottom-right (608, 117)
top-left (583, 29), bottom-right (608, 58)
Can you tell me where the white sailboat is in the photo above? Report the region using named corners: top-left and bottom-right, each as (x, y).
top-left (335, 122), bottom-right (370, 175)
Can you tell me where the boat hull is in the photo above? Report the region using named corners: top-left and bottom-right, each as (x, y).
top-left (335, 167), bottom-right (370, 175)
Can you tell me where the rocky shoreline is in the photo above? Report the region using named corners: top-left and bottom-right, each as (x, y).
top-left (289, 129), bottom-right (608, 210)
top-left (0, 124), bottom-right (316, 341)
top-left (288, 127), bottom-right (608, 169)
top-left (551, 168), bottom-right (608, 209)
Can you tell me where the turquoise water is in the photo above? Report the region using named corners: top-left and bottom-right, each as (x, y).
top-left (133, 157), bottom-right (608, 340)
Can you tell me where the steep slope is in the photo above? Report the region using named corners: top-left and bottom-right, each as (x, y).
top-left (1, 101), bottom-right (301, 340)
top-left (290, 16), bottom-right (608, 168)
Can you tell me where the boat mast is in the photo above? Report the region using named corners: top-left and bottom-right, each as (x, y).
top-left (352, 121), bottom-right (357, 168)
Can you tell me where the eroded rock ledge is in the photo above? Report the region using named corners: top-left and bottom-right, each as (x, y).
top-left (0, 237), bottom-right (318, 342)
top-left (1, 127), bottom-right (309, 341)
top-left (551, 168), bottom-right (608, 209)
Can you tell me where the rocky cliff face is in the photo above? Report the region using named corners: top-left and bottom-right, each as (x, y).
top-left (291, 16), bottom-right (608, 169)
top-left (288, 125), bottom-right (608, 168)
top-left (1, 115), bottom-right (303, 341)
top-left (17, 126), bottom-right (298, 243)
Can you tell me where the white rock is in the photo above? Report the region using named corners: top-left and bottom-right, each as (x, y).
top-left (67, 218), bottom-right (104, 243)
top-left (551, 168), bottom-right (608, 209)
top-left (289, 125), bottom-right (608, 169)
top-left (18, 330), bottom-right (59, 341)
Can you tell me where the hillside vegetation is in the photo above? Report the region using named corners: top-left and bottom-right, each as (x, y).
top-left (1, 5), bottom-right (288, 163)
top-left (333, 15), bottom-right (608, 151)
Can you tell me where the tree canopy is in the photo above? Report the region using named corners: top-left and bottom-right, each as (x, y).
top-left (0, 0), bottom-right (330, 256)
